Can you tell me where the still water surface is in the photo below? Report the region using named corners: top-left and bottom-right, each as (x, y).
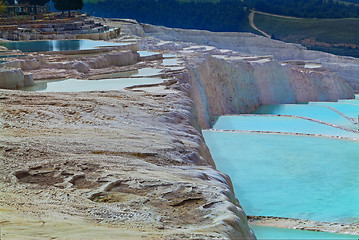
top-left (21, 78), bottom-right (163, 92)
top-left (203, 131), bottom-right (359, 223)
top-left (213, 115), bottom-right (358, 138)
top-left (0, 40), bottom-right (127, 52)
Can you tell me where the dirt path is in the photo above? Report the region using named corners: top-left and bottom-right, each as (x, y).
top-left (252, 10), bottom-right (304, 20)
top-left (248, 11), bottom-right (271, 38)
top-left (248, 10), bottom-right (306, 39)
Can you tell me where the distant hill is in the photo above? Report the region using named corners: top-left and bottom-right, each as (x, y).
top-left (340, 0), bottom-right (359, 4)
top-left (246, 0), bottom-right (359, 18)
top-left (253, 12), bottom-right (359, 58)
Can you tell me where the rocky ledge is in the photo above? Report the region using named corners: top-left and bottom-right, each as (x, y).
top-left (0, 88), bottom-right (254, 239)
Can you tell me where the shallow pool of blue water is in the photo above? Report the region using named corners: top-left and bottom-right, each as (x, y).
top-left (163, 54), bottom-right (177, 58)
top-left (203, 131), bottom-right (359, 223)
top-left (0, 40), bottom-right (127, 52)
top-left (251, 225), bottom-right (359, 239)
top-left (21, 77), bottom-right (163, 92)
top-left (137, 51), bottom-right (160, 57)
top-left (308, 102), bottom-right (359, 119)
top-left (212, 115), bottom-right (358, 138)
top-left (161, 58), bottom-right (182, 66)
top-left (253, 104), bottom-right (354, 127)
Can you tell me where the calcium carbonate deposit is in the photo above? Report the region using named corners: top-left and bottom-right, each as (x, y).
top-left (0, 16), bottom-right (358, 239)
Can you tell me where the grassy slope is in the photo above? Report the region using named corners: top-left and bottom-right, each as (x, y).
top-left (253, 13), bottom-right (359, 57)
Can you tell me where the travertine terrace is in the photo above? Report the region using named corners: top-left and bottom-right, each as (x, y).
top-left (0, 17), bottom-right (358, 239)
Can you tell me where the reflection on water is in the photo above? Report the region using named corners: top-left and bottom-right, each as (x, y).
top-left (251, 225), bottom-right (359, 239)
top-left (21, 77), bottom-right (164, 92)
top-left (203, 131), bottom-right (359, 223)
top-left (0, 40), bottom-right (128, 52)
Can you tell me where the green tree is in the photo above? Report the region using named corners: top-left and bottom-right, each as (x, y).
top-left (53, 0), bottom-right (68, 16)
top-left (0, 0), bottom-right (6, 15)
top-left (72, 0), bottom-right (83, 11)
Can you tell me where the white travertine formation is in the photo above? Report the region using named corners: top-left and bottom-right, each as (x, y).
top-left (121, 23), bottom-right (359, 91)
top-left (72, 61), bottom-right (91, 73)
top-left (0, 68), bottom-right (25, 89)
top-left (23, 73), bottom-right (34, 86)
top-left (0, 19), bottom-right (356, 239)
top-left (86, 51), bottom-right (139, 69)
top-left (185, 55), bottom-right (354, 128)
top-left (19, 59), bottom-right (41, 71)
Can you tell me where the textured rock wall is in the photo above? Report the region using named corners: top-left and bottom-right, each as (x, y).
top-left (185, 55), bottom-right (354, 128)
top-left (134, 23), bottom-right (359, 91)
top-left (0, 87), bottom-right (256, 239)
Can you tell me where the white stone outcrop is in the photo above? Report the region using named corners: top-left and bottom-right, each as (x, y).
top-left (23, 73), bottom-right (34, 86)
top-left (19, 59), bottom-right (41, 71)
top-left (72, 62), bottom-right (90, 73)
top-left (0, 68), bottom-right (25, 89)
top-left (86, 51), bottom-right (139, 69)
top-left (19, 56), bottom-right (47, 71)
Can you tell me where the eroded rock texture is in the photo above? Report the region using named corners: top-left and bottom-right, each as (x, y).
top-left (0, 88), bottom-right (255, 239)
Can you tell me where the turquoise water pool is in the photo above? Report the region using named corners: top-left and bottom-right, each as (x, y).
top-left (0, 40), bottom-right (127, 52)
top-left (308, 102), bottom-right (359, 119)
top-left (203, 131), bottom-right (359, 223)
top-left (21, 77), bottom-right (164, 92)
top-left (88, 68), bottom-right (163, 80)
top-left (253, 104), bottom-right (354, 127)
top-left (212, 115), bottom-right (358, 138)
top-left (161, 58), bottom-right (182, 66)
top-left (131, 68), bottom-right (162, 77)
top-left (339, 99), bottom-right (359, 105)
top-left (137, 51), bottom-right (160, 57)
top-left (163, 54), bottom-right (177, 58)
top-left (251, 225), bottom-right (359, 239)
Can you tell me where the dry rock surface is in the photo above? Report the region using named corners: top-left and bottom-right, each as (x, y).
top-left (0, 88), bottom-right (254, 239)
